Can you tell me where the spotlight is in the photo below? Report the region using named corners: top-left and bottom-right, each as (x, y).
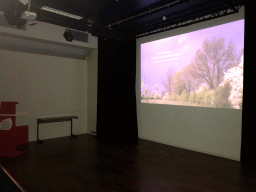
top-left (63, 30), bottom-right (73, 42)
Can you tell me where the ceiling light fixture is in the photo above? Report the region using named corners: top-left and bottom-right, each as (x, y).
top-left (40, 6), bottom-right (83, 20)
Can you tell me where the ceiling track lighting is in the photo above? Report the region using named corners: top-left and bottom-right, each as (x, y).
top-left (40, 6), bottom-right (83, 20)
top-left (107, 0), bottom-right (181, 27)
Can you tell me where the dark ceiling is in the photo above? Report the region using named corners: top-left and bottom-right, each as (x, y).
top-left (1, 0), bottom-right (245, 40)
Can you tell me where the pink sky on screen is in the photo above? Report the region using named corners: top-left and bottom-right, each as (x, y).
top-left (141, 19), bottom-right (244, 95)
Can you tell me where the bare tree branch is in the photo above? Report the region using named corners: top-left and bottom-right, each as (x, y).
top-left (190, 37), bottom-right (236, 89)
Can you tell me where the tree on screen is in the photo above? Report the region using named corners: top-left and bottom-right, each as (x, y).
top-left (173, 64), bottom-right (202, 95)
top-left (173, 70), bottom-right (186, 95)
top-left (190, 37), bottom-right (236, 90)
top-left (153, 84), bottom-right (159, 102)
top-left (141, 79), bottom-right (152, 102)
top-left (222, 55), bottom-right (243, 109)
top-left (162, 68), bottom-right (175, 96)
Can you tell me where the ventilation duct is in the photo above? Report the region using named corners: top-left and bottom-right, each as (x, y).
top-left (0, 32), bottom-right (90, 60)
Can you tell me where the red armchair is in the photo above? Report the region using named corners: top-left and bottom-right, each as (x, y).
top-left (0, 101), bottom-right (28, 157)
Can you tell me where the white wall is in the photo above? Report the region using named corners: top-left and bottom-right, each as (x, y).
top-left (0, 18), bottom-right (100, 142)
top-left (0, 50), bottom-right (88, 141)
top-left (136, 7), bottom-right (244, 161)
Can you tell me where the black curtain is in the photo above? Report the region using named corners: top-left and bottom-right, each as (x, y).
top-left (240, 3), bottom-right (256, 172)
top-left (96, 38), bottom-right (138, 145)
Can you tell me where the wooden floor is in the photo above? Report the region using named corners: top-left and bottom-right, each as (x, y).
top-left (0, 134), bottom-right (255, 192)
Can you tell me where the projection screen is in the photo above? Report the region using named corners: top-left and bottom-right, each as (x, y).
top-left (141, 19), bottom-right (244, 109)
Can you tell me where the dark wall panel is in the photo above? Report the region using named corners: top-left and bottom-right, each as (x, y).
top-left (97, 38), bottom-right (138, 144)
top-left (240, 3), bottom-right (256, 172)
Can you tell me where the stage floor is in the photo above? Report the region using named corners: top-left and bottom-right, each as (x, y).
top-left (0, 133), bottom-right (255, 192)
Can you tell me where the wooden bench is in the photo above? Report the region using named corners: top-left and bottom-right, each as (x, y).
top-left (37, 116), bottom-right (78, 143)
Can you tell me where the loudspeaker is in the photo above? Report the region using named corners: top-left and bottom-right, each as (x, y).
top-left (63, 30), bottom-right (73, 42)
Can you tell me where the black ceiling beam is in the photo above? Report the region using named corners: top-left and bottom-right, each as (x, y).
top-left (219, 0), bottom-right (239, 12)
top-left (107, 0), bottom-right (182, 27)
top-left (136, 5), bottom-right (243, 38)
top-left (35, 8), bottom-right (134, 41)
top-left (91, 24), bottom-right (130, 41)
top-left (134, 0), bottom-right (226, 34)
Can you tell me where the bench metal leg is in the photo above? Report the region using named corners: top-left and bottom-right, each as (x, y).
top-left (37, 120), bottom-right (43, 143)
top-left (71, 118), bottom-right (77, 138)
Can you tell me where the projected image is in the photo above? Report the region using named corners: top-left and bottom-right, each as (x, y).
top-left (141, 19), bottom-right (244, 109)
